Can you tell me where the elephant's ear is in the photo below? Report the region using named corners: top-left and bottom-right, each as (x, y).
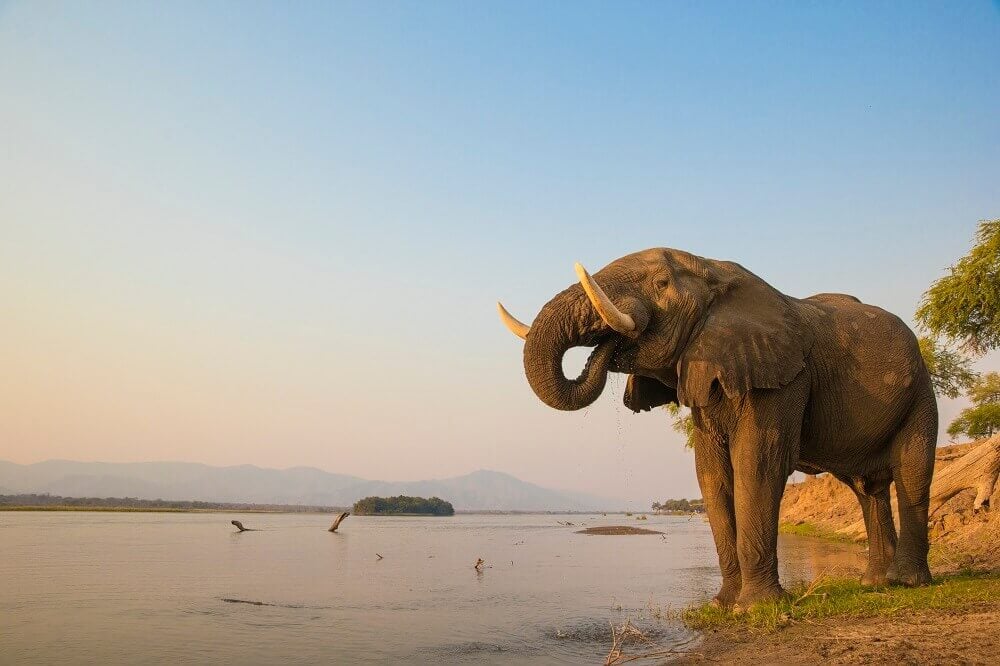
top-left (677, 269), bottom-right (813, 408)
top-left (624, 375), bottom-right (678, 413)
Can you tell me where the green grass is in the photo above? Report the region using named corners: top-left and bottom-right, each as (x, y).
top-left (778, 521), bottom-right (856, 543)
top-left (682, 571), bottom-right (1000, 633)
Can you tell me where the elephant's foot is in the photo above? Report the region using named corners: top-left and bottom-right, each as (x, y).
top-left (861, 561), bottom-right (892, 587)
top-left (710, 579), bottom-right (742, 609)
top-left (860, 570), bottom-right (890, 587)
top-left (887, 559), bottom-right (932, 587)
top-left (732, 583), bottom-right (785, 613)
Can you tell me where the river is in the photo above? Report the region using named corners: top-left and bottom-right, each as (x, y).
top-left (1, 512), bottom-right (863, 664)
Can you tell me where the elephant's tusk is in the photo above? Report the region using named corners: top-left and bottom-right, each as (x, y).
top-left (574, 262), bottom-right (635, 334)
top-left (497, 302), bottom-right (530, 340)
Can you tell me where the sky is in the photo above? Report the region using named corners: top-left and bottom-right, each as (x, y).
top-left (1, 1), bottom-right (998, 506)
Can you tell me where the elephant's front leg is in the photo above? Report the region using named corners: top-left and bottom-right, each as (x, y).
top-left (693, 428), bottom-right (741, 607)
top-left (730, 377), bottom-right (809, 609)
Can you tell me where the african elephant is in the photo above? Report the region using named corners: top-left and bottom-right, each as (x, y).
top-left (498, 249), bottom-right (936, 609)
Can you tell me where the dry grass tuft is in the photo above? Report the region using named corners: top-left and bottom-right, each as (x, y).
top-left (604, 616), bottom-right (700, 665)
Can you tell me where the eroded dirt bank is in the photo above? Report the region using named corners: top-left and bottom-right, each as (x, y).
top-left (780, 441), bottom-right (1000, 572)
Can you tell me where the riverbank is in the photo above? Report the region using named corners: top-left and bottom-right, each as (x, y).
top-left (676, 600), bottom-right (999, 664)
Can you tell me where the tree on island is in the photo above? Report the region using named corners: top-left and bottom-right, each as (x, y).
top-left (352, 495), bottom-right (455, 516)
top-left (652, 498), bottom-right (705, 514)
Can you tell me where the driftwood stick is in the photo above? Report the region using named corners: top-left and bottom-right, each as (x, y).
top-left (328, 511), bottom-right (350, 532)
top-left (929, 434), bottom-right (1000, 515)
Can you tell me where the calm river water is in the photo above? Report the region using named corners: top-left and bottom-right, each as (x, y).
top-left (1, 512), bottom-right (863, 664)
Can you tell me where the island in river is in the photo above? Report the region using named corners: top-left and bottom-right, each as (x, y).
top-left (351, 495), bottom-right (455, 516)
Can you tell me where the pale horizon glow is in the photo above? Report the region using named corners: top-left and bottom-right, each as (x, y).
top-left (2, 2), bottom-right (998, 506)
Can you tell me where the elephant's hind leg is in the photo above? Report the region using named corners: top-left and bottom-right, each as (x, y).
top-left (888, 390), bottom-right (937, 586)
top-left (843, 476), bottom-right (896, 587)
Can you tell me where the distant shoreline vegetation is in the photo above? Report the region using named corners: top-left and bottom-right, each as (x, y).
top-left (352, 495), bottom-right (455, 516)
top-left (2, 493), bottom-right (612, 515)
top-left (651, 498), bottom-right (705, 514)
top-left (0, 494), bottom-right (346, 514)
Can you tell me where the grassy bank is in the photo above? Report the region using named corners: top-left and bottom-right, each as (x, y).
top-left (682, 571), bottom-right (1000, 633)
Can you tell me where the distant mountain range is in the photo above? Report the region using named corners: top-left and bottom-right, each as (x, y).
top-left (0, 460), bottom-right (617, 511)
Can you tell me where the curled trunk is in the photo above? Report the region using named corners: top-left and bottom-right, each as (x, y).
top-left (522, 288), bottom-right (617, 411)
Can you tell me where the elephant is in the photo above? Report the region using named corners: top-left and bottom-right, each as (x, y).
top-left (498, 248), bottom-right (937, 609)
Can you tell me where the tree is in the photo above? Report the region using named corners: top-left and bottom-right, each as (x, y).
top-left (918, 336), bottom-right (978, 399)
top-left (664, 403), bottom-right (695, 449)
top-left (916, 219), bottom-right (1000, 355)
top-left (653, 498), bottom-right (705, 513)
top-left (947, 372), bottom-right (1000, 440)
top-left (916, 219), bottom-right (1000, 513)
top-left (352, 495), bottom-right (455, 516)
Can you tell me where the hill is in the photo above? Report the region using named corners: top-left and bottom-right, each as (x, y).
top-left (0, 460), bottom-right (615, 512)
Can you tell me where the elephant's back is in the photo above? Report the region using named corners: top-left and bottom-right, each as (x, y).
top-left (798, 295), bottom-right (930, 466)
top-left (804, 292), bottom-right (862, 305)
top-left (801, 293), bottom-right (918, 356)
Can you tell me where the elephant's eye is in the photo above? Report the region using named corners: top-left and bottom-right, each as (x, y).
top-left (655, 278), bottom-right (670, 290)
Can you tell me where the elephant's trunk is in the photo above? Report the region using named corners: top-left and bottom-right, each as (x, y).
top-left (522, 287), bottom-right (618, 411)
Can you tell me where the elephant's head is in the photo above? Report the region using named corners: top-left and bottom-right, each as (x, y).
top-left (498, 248), bottom-right (812, 412)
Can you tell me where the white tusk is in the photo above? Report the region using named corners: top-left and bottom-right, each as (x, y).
top-left (574, 262), bottom-right (635, 334)
top-left (497, 302), bottom-right (530, 340)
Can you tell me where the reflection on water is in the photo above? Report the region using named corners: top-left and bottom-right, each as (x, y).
top-left (1, 513), bottom-right (861, 664)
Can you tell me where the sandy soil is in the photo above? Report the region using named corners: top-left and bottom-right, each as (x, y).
top-left (673, 603), bottom-right (999, 665)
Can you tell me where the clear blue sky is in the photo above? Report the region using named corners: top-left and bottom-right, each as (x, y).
top-left (1, 1), bottom-right (998, 505)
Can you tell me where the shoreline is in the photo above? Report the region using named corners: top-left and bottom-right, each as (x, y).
top-left (0, 505), bottom-right (337, 514)
top-left (1, 505), bottom-right (628, 515)
top-left (677, 603), bottom-right (999, 665)
top-left (673, 571), bottom-right (1000, 664)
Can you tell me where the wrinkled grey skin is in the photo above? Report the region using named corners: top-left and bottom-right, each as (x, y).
top-left (518, 248), bottom-right (936, 608)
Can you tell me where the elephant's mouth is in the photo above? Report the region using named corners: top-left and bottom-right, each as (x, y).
top-left (572, 336), bottom-right (619, 381)
top-left (575, 331), bottom-right (635, 376)
top-left (610, 340), bottom-right (638, 373)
